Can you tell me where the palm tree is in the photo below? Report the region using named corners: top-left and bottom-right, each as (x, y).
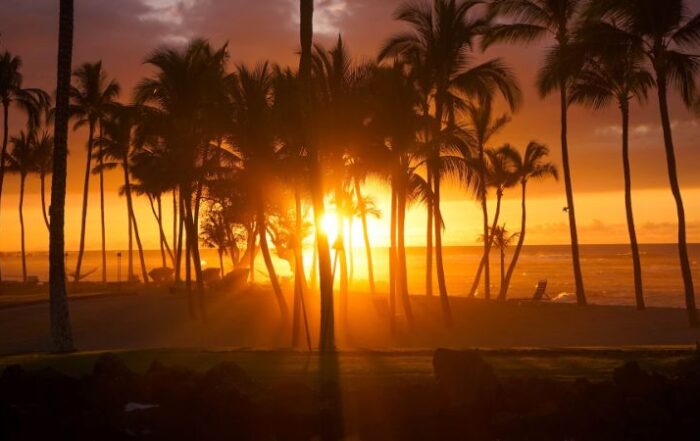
top-left (7, 130), bottom-right (39, 283)
top-left (380, 0), bottom-right (522, 326)
top-left (464, 98), bottom-right (512, 299)
top-left (229, 62), bottom-right (289, 320)
top-left (0, 51), bottom-right (50, 281)
top-left (33, 131), bottom-right (54, 231)
top-left (134, 39), bottom-right (232, 319)
top-left (570, 29), bottom-right (654, 310)
top-left (584, 0), bottom-right (700, 326)
top-left (484, 224), bottom-right (519, 293)
top-left (69, 61), bottom-right (120, 283)
top-left (299, 0), bottom-right (335, 352)
top-left (470, 144), bottom-right (519, 297)
top-left (49, 0), bottom-right (75, 353)
top-left (485, 0), bottom-right (588, 305)
top-left (96, 104), bottom-right (149, 283)
top-left (499, 142), bottom-right (558, 301)
top-left (200, 205), bottom-right (230, 278)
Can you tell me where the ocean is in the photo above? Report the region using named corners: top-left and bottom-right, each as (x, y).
top-left (3, 244), bottom-right (700, 308)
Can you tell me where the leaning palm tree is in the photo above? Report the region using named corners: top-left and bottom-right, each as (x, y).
top-left (485, 0), bottom-right (588, 306)
top-left (49, 0), bottom-right (75, 353)
top-left (0, 51), bottom-right (50, 281)
top-left (380, 0), bottom-right (522, 326)
top-left (7, 130), bottom-right (39, 283)
top-left (498, 142), bottom-right (558, 301)
top-left (33, 130), bottom-right (54, 231)
top-left (464, 98), bottom-right (512, 300)
top-left (69, 61), bottom-right (120, 283)
top-left (570, 29), bottom-right (654, 310)
top-left (584, 0), bottom-right (700, 326)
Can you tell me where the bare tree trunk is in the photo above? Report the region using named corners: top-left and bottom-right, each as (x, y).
top-left (397, 175), bottom-right (414, 328)
top-left (425, 169), bottom-right (433, 297)
top-left (40, 172), bottom-right (50, 231)
top-left (656, 75), bottom-right (696, 326)
top-left (49, 0), bottom-right (75, 352)
top-left (257, 204), bottom-right (289, 321)
top-left (620, 102), bottom-right (645, 310)
top-left (98, 123), bottom-right (107, 283)
top-left (73, 120), bottom-right (95, 283)
top-left (560, 85), bottom-right (586, 305)
top-left (354, 177), bottom-right (375, 294)
top-left (500, 182), bottom-right (527, 301)
top-left (19, 173), bottom-right (27, 283)
top-left (433, 174), bottom-right (452, 327)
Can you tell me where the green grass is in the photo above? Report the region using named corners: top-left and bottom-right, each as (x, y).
top-left (0, 347), bottom-right (694, 383)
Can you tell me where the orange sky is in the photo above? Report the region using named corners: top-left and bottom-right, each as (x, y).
top-left (2, 0), bottom-right (700, 251)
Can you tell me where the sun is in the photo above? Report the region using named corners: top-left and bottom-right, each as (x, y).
top-left (321, 213), bottom-right (340, 245)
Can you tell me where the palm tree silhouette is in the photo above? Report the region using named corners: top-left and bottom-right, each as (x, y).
top-left (96, 104), bottom-right (149, 283)
top-left (0, 51), bottom-right (50, 282)
top-left (230, 62), bottom-right (289, 320)
top-left (570, 27), bottom-right (655, 310)
top-left (464, 98), bottom-right (512, 300)
top-left (33, 130), bottom-right (54, 232)
top-left (7, 130), bottom-right (39, 283)
top-left (485, 0), bottom-right (588, 306)
top-left (69, 61), bottom-right (120, 283)
top-left (482, 225), bottom-right (519, 295)
top-left (499, 142), bottom-right (558, 301)
top-left (585, 0), bottom-right (700, 326)
top-left (48, 0), bottom-right (75, 353)
top-left (380, 0), bottom-right (521, 326)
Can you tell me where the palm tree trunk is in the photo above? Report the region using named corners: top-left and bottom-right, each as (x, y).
top-left (123, 162), bottom-right (147, 285)
top-left (40, 172), bottom-right (50, 231)
top-left (656, 75), bottom-right (697, 327)
top-left (98, 123), bottom-right (106, 283)
top-left (173, 190), bottom-right (177, 265)
top-left (218, 249), bottom-right (224, 279)
top-left (49, 0), bottom-right (75, 352)
top-left (500, 181), bottom-right (527, 301)
top-left (348, 216), bottom-right (354, 285)
top-left (257, 203), bottom-right (289, 321)
top-left (397, 175), bottom-right (414, 328)
top-left (621, 102), bottom-right (645, 311)
top-left (389, 183), bottom-right (397, 334)
top-left (175, 196), bottom-right (185, 283)
top-left (433, 173), bottom-right (452, 327)
top-left (426, 168), bottom-right (433, 297)
top-left (150, 196), bottom-right (166, 268)
top-left (353, 177), bottom-right (375, 294)
top-left (19, 173), bottom-right (27, 283)
top-left (183, 189), bottom-right (206, 320)
top-left (335, 187), bottom-right (349, 329)
top-left (480, 190), bottom-right (504, 293)
top-left (560, 85), bottom-right (586, 305)
top-left (468, 145), bottom-right (490, 299)
top-left (500, 245), bottom-right (505, 293)
top-left (73, 120), bottom-right (95, 283)
top-left (0, 102), bottom-right (10, 282)
top-left (247, 225), bottom-right (257, 284)
top-left (301, 0), bottom-right (334, 352)
top-left (292, 186), bottom-right (310, 348)
top-left (128, 205), bottom-right (133, 281)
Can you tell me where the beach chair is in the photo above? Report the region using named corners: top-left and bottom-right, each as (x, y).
top-left (532, 280), bottom-right (549, 301)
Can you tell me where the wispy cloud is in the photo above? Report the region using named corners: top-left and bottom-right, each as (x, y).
top-left (287, 0), bottom-right (352, 35)
top-left (139, 0), bottom-right (199, 43)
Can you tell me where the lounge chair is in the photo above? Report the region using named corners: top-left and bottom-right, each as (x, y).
top-left (532, 280), bottom-right (549, 301)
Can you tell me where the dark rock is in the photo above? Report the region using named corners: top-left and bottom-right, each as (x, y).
top-left (201, 361), bottom-right (255, 396)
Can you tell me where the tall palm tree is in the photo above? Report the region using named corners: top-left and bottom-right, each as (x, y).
top-left (229, 62), bottom-right (289, 320)
top-left (7, 130), bottom-right (39, 283)
top-left (49, 0), bottom-right (75, 352)
top-left (485, 0), bottom-right (588, 305)
top-left (570, 30), bottom-right (655, 310)
top-left (464, 98), bottom-right (511, 299)
top-left (33, 130), bottom-right (54, 231)
top-left (69, 61), bottom-right (120, 283)
top-left (585, 0), bottom-right (700, 326)
top-left (96, 104), bottom-right (149, 283)
top-left (499, 142), bottom-right (557, 301)
top-left (0, 51), bottom-right (50, 281)
top-left (485, 224), bottom-right (519, 293)
top-left (380, 0), bottom-right (522, 326)
top-left (135, 39), bottom-right (231, 319)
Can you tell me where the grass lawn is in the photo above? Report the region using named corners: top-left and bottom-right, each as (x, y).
top-left (0, 347), bottom-right (695, 383)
